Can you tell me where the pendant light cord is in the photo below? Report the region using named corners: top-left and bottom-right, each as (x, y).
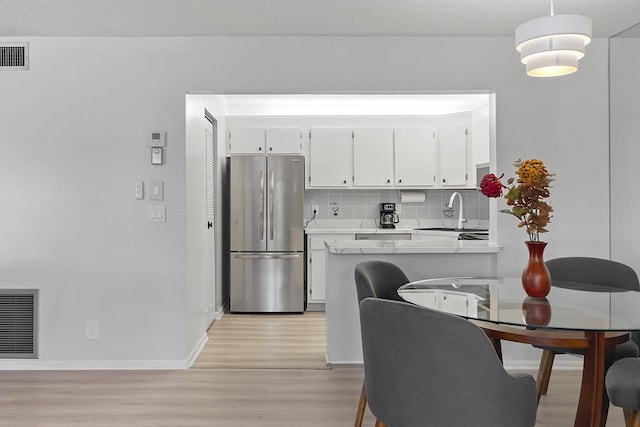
top-left (550, 0), bottom-right (554, 16)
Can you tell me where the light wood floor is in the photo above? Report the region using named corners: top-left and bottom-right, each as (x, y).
top-left (0, 312), bottom-right (628, 426)
top-left (192, 312), bottom-right (328, 370)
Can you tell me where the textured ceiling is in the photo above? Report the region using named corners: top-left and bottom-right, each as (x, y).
top-left (1, 0), bottom-right (640, 38)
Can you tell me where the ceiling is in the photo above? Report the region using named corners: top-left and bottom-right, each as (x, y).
top-left (2, 0), bottom-right (640, 38)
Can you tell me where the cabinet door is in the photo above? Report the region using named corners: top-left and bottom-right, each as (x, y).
top-left (265, 128), bottom-right (303, 153)
top-left (308, 246), bottom-right (327, 304)
top-left (229, 128), bottom-right (265, 154)
top-left (439, 124), bottom-right (468, 187)
top-left (353, 128), bottom-right (394, 187)
top-left (308, 128), bottom-right (353, 187)
top-left (307, 234), bottom-right (353, 304)
top-left (394, 127), bottom-right (437, 187)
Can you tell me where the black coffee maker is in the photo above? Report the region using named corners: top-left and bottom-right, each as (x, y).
top-left (380, 203), bottom-right (399, 229)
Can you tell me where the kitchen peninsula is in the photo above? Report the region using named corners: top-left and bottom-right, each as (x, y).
top-left (323, 235), bottom-right (502, 364)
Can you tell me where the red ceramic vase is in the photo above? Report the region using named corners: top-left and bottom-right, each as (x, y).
top-left (521, 241), bottom-right (551, 298)
top-left (521, 297), bottom-right (552, 326)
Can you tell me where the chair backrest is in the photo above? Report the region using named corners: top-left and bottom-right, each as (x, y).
top-left (546, 257), bottom-right (640, 291)
top-left (546, 257), bottom-right (640, 344)
top-left (359, 298), bottom-right (537, 427)
top-left (354, 260), bottom-right (409, 303)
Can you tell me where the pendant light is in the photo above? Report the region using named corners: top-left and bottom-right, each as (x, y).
top-left (515, 0), bottom-right (592, 77)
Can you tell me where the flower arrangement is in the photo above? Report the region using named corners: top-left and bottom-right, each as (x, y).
top-left (480, 159), bottom-right (553, 242)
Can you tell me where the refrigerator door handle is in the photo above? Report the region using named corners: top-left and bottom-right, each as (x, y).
top-left (233, 253), bottom-right (302, 260)
top-left (259, 169), bottom-right (265, 241)
top-left (269, 169), bottom-right (275, 240)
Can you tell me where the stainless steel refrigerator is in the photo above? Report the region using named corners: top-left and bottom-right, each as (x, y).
top-left (229, 154), bottom-right (304, 313)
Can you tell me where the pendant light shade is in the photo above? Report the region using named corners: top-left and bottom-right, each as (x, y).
top-left (515, 14), bottom-right (592, 77)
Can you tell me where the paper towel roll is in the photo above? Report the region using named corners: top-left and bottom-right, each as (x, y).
top-left (399, 191), bottom-right (426, 203)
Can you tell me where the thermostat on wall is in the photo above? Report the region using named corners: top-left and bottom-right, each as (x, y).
top-left (148, 131), bottom-right (166, 147)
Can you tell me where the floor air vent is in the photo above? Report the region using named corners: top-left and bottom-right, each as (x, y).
top-left (0, 290), bottom-right (38, 358)
top-left (0, 43), bottom-right (29, 70)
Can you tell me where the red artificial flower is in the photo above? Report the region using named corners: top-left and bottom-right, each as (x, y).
top-left (480, 173), bottom-right (506, 198)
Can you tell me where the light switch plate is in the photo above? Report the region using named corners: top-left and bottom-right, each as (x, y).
top-left (147, 205), bottom-right (166, 223)
top-left (135, 181), bottom-right (144, 200)
top-left (150, 180), bottom-right (164, 201)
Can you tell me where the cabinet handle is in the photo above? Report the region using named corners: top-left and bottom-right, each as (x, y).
top-left (258, 146), bottom-right (262, 151)
top-left (387, 179), bottom-right (391, 184)
top-left (398, 179), bottom-right (402, 184)
top-left (443, 178), bottom-right (446, 183)
top-left (269, 146), bottom-right (273, 151)
top-left (343, 179), bottom-right (347, 184)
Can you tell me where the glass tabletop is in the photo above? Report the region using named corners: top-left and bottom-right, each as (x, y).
top-left (397, 277), bottom-right (640, 331)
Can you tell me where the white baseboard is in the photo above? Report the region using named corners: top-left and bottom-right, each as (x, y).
top-left (306, 303), bottom-right (325, 312)
top-left (187, 331), bottom-right (209, 367)
top-left (0, 359), bottom-right (189, 370)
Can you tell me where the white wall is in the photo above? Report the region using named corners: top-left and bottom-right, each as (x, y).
top-left (610, 37), bottom-right (640, 273)
top-left (0, 36), bottom-right (609, 368)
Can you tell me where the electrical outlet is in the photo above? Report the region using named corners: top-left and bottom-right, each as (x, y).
top-left (86, 320), bottom-right (99, 340)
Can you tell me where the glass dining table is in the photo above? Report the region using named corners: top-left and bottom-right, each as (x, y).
top-left (397, 276), bottom-right (640, 427)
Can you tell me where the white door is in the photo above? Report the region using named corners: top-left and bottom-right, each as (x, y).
top-left (204, 116), bottom-right (217, 326)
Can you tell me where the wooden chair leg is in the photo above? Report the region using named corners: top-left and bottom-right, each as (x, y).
top-left (536, 349), bottom-right (555, 404)
top-left (374, 420), bottom-right (387, 427)
top-left (623, 408), bottom-right (640, 427)
top-left (354, 379), bottom-right (367, 427)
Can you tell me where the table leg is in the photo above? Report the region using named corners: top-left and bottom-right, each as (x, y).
top-left (574, 331), bottom-right (606, 427)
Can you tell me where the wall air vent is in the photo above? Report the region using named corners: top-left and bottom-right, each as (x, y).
top-left (0, 43), bottom-right (29, 70)
top-left (0, 289), bottom-right (38, 358)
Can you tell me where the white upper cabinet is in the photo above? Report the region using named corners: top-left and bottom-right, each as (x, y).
top-left (228, 128), bottom-right (266, 154)
top-left (265, 128), bottom-right (303, 153)
top-left (308, 128), bottom-right (353, 188)
top-left (394, 127), bottom-right (438, 187)
top-left (353, 128), bottom-right (394, 187)
top-left (439, 124), bottom-right (468, 187)
top-left (230, 127), bottom-right (303, 154)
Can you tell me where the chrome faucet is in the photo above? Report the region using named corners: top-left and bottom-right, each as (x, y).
top-left (446, 192), bottom-right (467, 229)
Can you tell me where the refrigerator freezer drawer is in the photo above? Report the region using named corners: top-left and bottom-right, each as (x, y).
top-left (230, 252), bottom-right (304, 313)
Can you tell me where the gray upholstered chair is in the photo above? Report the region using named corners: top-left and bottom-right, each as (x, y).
top-left (354, 260), bottom-right (409, 427)
top-left (536, 257), bottom-right (640, 403)
top-left (360, 298), bottom-right (537, 427)
top-left (606, 357), bottom-right (640, 427)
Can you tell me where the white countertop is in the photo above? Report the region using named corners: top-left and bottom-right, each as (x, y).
top-left (304, 218), bottom-right (489, 235)
top-left (324, 238), bottom-right (502, 254)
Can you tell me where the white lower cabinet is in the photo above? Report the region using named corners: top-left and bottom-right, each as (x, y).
top-left (307, 233), bottom-right (354, 306)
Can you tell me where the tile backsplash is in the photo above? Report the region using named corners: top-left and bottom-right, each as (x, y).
top-left (304, 188), bottom-right (488, 224)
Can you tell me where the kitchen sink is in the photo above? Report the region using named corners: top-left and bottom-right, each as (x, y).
top-left (457, 232), bottom-right (489, 241)
top-left (414, 227), bottom-right (488, 232)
